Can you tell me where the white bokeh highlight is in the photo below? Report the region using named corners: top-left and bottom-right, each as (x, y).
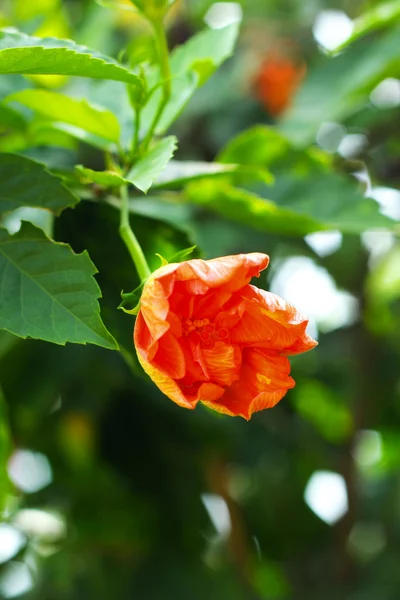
top-left (201, 493), bottom-right (231, 538)
top-left (13, 509), bottom-right (66, 542)
top-left (353, 430), bottom-right (383, 469)
top-left (313, 10), bottom-right (353, 52)
top-left (204, 3), bottom-right (242, 29)
top-left (369, 186), bottom-right (400, 220)
top-left (305, 231), bottom-right (343, 257)
top-left (338, 133), bottom-right (368, 158)
top-left (8, 450), bottom-right (52, 494)
top-left (370, 78), bottom-right (400, 109)
top-left (0, 562), bottom-right (34, 599)
top-left (316, 122), bottom-right (346, 153)
top-left (304, 471), bottom-right (348, 525)
top-left (0, 526), bottom-right (25, 565)
top-left (270, 256), bottom-right (358, 332)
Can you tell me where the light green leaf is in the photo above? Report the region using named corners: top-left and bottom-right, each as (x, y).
top-left (170, 21), bottom-right (240, 81)
top-left (0, 153), bottom-right (79, 215)
top-left (127, 136), bottom-right (177, 193)
top-left (140, 71), bottom-right (198, 138)
top-left (76, 165), bottom-right (125, 187)
top-left (76, 137), bottom-right (178, 192)
top-left (334, 0), bottom-right (400, 51)
top-left (153, 159), bottom-right (273, 188)
top-left (185, 176), bottom-right (396, 236)
top-left (0, 29), bottom-right (143, 98)
top-left (140, 22), bottom-right (239, 137)
top-left (0, 223), bottom-right (118, 349)
top-left (280, 25), bottom-right (400, 146)
top-left (186, 181), bottom-right (322, 236)
top-left (7, 89), bottom-right (121, 143)
top-left (217, 125), bottom-right (291, 166)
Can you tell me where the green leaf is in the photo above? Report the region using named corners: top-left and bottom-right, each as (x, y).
top-left (334, 0), bottom-right (400, 51)
top-left (0, 153), bottom-right (79, 215)
top-left (217, 125), bottom-right (291, 166)
top-left (76, 136), bottom-right (178, 192)
top-left (153, 159), bottom-right (273, 188)
top-left (0, 223), bottom-right (118, 349)
top-left (127, 136), bottom-right (177, 193)
top-left (76, 165), bottom-right (125, 187)
top-left (140, 71), bottom-right (198, 138)
top-left (170, 21), bottom-right (240, 81)
top-left (280, 25), bottom-right (400, 146)
top-left (266, 171), bottom-right (397, 233)
top-left (186, 181), bottom-right (322, 236)
top-left (0, 103), bottom-right (27, 132)
top-left (0, 29), bottom-right (143, 98)
top-left (169, 245), bottom-right (197, 263)
top-left (140, 22), bottom-right (239, 137)
top-left (118, 282), bottom-right (145, 316)
top-left (0, 385), bottom-right (11, 513)
top-left (7, 89), bottom-right (121, 144)
top-left (185, 176), bottom-right (396, 236)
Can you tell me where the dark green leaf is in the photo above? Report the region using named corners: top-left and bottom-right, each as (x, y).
top-left (0, 103), bottom-right (27, 132)
top-left (185, 180), bottom-right (322, 236)
top-left (0, 223), bottom-right (118, 349)
top-left (0, 153), bottom-right (79, 215)
top-left (0, 385), bottom-right (11, 513)
top-left (185, 175), bottom-right (396, 236)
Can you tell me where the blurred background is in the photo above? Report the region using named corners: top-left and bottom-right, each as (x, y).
top-left (1, 0), bottom-right (400, 598)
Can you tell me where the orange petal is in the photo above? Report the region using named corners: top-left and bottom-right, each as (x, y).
top-left (203, 348), bottom-right (295, 420)
top-left (136, 348), bottom-right (224, 410)
top-left (230, 285), bottom-right (317, 355)
top-left (193, 342), bottom-right (242, 387)
top-left (139, 255), bottom-right (269, 341)
top-left (134, 311), bottom-right (158, 361)
top-left (140, 273), bottom-right (173, 341)
top-left (151, 332), bottom-right (186, 379)
top-left (136, 348), bottom-right (195, 409)
top-left (175, 253), bottom-right (269, 293)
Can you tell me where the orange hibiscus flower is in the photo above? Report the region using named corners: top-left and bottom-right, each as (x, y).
top-left (134, 253), bottom-right (317, 419)
top-left (254, 55), bottom-right (305, 117)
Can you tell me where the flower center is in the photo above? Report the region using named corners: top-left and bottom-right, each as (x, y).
top-left (182, 318), bottom-right (229, 349)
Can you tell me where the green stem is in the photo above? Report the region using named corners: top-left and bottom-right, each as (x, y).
top-left (119, 185), bottom-right (151, 281)
top-left (140, 17), bottom-right (171, 151)
top-left (133, 106), bottom-right (141, 155)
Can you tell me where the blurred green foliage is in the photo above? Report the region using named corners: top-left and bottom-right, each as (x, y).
top-left (0, 0), bottom-right (400, 599)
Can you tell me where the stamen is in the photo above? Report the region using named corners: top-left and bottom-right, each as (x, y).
top-left (202, 339), bottom-right (214, 349)
top-left (204, 324), bottom-right (215, 334)
top-left (218, 328), bottom-right (228, 339)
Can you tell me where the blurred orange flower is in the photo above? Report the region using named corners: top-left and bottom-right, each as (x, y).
top-left (134, 253), bottom-right (317, 420)
top-left (254, 54), bottom-right (305, 117)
